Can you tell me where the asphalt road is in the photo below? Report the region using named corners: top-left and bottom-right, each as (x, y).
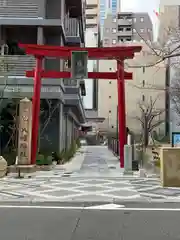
top-left (1, 203), bottom-right (180, 240)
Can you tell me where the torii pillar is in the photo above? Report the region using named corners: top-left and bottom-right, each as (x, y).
top-left (19, 44), bottom-right (142, 168)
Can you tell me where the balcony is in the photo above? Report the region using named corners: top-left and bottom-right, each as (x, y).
top-left (0, 55), bottom-right (35, 76)
top-left (64, 15), bottom-right (84, 46)
top-left (117, 30), bottom-right (133, 37)
top-left (117, 19), bottom-right (132, 26)
top-left (0, 0), bottom-right (40, 18)
top-left (63, 62), bottom-right (86, 95)
top-left (86, 8), bottom-right (98, 16)
top-left (86, 17), bottom-right (97, 26)
top-left (64, 89), bottom-right (86, 123)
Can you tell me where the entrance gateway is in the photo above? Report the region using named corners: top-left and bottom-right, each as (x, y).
top-left (19, 44), bottom-right (142, 168)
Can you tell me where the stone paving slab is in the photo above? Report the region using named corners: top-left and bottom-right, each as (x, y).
top-left (0, 146), bottom-right (180, 202)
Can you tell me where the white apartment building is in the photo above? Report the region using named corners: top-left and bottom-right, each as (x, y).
top-left (98, 43), bottom-right (166, 134)
top-left (84, 0), bottom-right (100, 110)
top-left (85, 0), bottom-right (99, 40)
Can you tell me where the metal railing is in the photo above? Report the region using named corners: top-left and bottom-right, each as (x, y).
top-left (0, 0), bottom-right (39, 18)
top-left (64, 16), bottom-right (79, 37)
top-left (108, 138), bottom-right (119, 156)
top-left (0, 55), bottom-right (35, 76)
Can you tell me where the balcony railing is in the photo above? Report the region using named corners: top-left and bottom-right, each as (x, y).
top-left (0, 0), bottom-right (39, 18)
top-left (0, 55), bottom-right (35, 76)
top-left (63, 79), bottom-right (78, 87)
top-left (0, 55), bottom-right (82, 89)
top-left (64, 16), bottom-right (79, 37)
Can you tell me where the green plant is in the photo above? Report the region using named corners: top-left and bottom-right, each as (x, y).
top-left (76, 138), bottom-right (81, 148)
top-left (63, 141), bottom-right (76, 162)
top-left (36, 153), bottom-right (52, 165)
top-left (154, 159), bottom-right (160, 168)
top-left (56, 150), bottom-right (65, 164)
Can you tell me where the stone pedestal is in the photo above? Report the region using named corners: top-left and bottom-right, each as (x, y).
top-left (160, 147), bottom-right (180, 187)
top-left (17, 98), bottom-right (32, 165)
top-left (0, 156), bottom-right (7, 177)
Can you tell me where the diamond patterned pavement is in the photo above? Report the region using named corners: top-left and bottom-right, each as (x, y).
top-left (0, 146), bottom-right (179, 202)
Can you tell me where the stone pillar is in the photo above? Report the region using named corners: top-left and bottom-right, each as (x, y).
top-left (37, 27), bottom-right (44, 44)
top-left (124, 145), bottom-right (133, 175)
top-left (59, 102), bottom-right (63, 152)
top-left (17, 98), bottom-right (32, 165)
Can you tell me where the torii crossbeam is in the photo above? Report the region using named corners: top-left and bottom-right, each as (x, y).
top-left (19, 44), bottom-right (142, 168)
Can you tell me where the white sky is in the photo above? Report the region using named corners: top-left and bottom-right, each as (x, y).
top-left (122, 0), bottom-right (160, 27)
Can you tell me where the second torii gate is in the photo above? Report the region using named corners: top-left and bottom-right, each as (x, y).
top-left (19, 44), bottom-right (142, 168)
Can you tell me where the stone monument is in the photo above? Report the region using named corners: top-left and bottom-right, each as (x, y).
top-left (17, 98), bottom-right (32, 165)
top-left (160, 147), bottom-right (180, 187)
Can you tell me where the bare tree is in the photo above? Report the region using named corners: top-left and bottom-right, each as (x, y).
top-left (170, 66), bottom-right (180, 124)
top-left (134, 97), bottom-right (165, 148)
top-left (127, 23), bottom-right (180, 68)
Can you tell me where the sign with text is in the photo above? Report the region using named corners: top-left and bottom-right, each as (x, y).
top-left (17, 98), bottom-right (32, 165)
top-left (71, 51), bottom-right (88, 79)
top-left (172, 132), bottom-right (180, 147)
top-left (160, 147), bottom-right (180, 187)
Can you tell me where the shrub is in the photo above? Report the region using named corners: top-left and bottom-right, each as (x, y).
top-left (154, 159), bottom-right (160, 168)
top-left (76, 138), bottom-right (81, 148)
top-left (36, 153), bottom-right (52, 165)
top-left (63, 141), bottom-right (76, 162)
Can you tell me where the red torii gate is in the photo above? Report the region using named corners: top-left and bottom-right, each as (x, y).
top-left (19, 44), bottom-right (142, 168)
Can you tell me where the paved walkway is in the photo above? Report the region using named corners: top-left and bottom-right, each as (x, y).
top-left (0, 146), bottom-right (180, 202)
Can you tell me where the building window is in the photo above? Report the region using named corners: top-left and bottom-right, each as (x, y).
top-left (126, 38), bottom-right (131, 41)
top-left (109, 96), bottom-right (111, 99)
top-left (142, 95), bottom-right (145, 101)
top-left (133, 29), bottom-right (136, 33)
top-left (113, 18), bottom-right (116, 22)
top-left (112, 39), bottom-right (116, 44)
top-left (143, 66), bottom-right (145, 73)
top-left (147, 28), bottom-right (151, 32)
top-left (134, 18), bottom-right (136, 23)
top-left (140, 17), bottom-right (144, 22)
top-left (142, 80), bottom-right (145, 87)
top-left (112, 28), bottom-right (116, 33)
top-left (104, 39), bottom-right (109, 44)
top-left (126, 27), bottom-right (131, 31)
top-left (140, 29), bottom-right (144, 33)
top-left (106, 28), bottom-right (110, 33)
top-left (127, 17), bottom-right (132, 22)
top-left (118, 27), bottom-right (124, 32)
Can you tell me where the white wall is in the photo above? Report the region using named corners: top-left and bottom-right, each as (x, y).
top-left (83, 29), bottom-right (98, 109)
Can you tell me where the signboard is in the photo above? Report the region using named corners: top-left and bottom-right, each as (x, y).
top-left (3, 86), bottom-right (61, 93)
top-left (71, 51), bottom-right (88, 79)
top-left (18, 98), bottom-right (32, 165)
top-left (172, 132), bottom-right (180, 147)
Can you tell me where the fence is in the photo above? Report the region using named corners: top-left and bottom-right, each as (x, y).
top-left (108, 138), bottom-right (119, 156)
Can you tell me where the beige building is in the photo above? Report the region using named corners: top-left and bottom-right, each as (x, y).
top-left (98, 43), bottom-right (166, 134)
top-left (85, 0), bottom-right (99, 36)
top-left (158, 0), bottom-right (180, 44)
